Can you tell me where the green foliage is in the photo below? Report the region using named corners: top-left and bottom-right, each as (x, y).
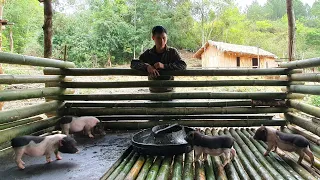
top-left (1, 0), bottom-right (320, 67)
top-left (310, 95), bottom-right (320, 107)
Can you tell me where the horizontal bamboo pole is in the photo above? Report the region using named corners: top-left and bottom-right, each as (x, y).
top-left (195, 158), bottom-right (206, 180)
top-left (0, 75), bottom-right (64, 84)
top-left (145, 156), bottom-right (162, 180)
top-left (285, 112), bottom-right (320, 137)
top-left (0, 116), bottom-right (60, 145)
top-left (0, 52), bottom-right (75, 68)
top-left (65, 101), bottom-right (253, 108)
top-left (43, 67), bottom-right (302, 76)
top-left (279, 57), bottom-right (320, 69)
top-left (96, 115), bottom-right (274, 121)
top-left (155, 156), bottom-right (173, 180)
top-left (0, 100), bottom-right (62, 124)
top-left (101, 120), bottom-right (286, 130)
top-left (288, 100), bottom-right (320, 118)
top-left (59, 92), bottom-right (304, 101)
top-left (0, 87), bottom-right (64, 101)
top-left (0, 116), bottom-right (43, 130)
top-left (172, 154), bottom-right (184, 180)
top-left (64, 107), bottom-right (290, 116)
top-left (124, 155), bottom-right (146, 180)
top-left (114, 152), bottom-right (139, 180)
top-left (61, 80), bottom-right (293, 88)
top-left (288, 85), bottom-right (320, 95)
top-left (290, 73), bottom-right (320, 82)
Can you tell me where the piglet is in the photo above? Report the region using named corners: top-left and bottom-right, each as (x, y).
top-left (60, 116), bottom-right (103, 138)
top-left (253, 125), bottom-right (314, 167)
top-left (11, 134), bottom-right (78, 170)
top-left (186, 131), bottom-right (236, 167)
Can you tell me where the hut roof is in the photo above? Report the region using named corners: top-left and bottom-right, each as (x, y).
top-left (193, 40), bottom-right (278, 59)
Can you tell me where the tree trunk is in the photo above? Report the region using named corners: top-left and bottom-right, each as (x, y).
top-left (43, 0), bottom-right (52, 58)
top-left (286, 0), bottom-right (296, 61)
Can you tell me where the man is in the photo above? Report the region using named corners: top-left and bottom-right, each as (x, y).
top-left (130, 26), bottom-right (187, 93)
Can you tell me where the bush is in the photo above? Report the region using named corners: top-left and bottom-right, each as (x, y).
top-left (311, 95), bottom-right (320, 107)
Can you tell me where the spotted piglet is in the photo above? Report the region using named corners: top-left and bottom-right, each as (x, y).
top-left (186, 131), bottom-right (236, 167)
top-left (60, 116), bottom-right (103, 138)
top-left (11, 134), bottom-right (78, 169)
top-left (253, 125), bottom-right (314, 167)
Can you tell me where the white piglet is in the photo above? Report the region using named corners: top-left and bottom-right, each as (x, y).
top-left (60, 116), bottom-right (102, 138)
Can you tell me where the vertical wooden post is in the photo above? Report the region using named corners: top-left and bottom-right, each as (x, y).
top-left (286, 0), bottom-right (296, 61)
top-left (0, 0), bottom-right (5, 111)
top-left (40, 0), bottom-right (53, 58)
top-left (9, 23), bottom-right (13, 53)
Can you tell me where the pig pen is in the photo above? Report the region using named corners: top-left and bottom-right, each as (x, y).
top-left (0, 52), bottom-right (320, 179)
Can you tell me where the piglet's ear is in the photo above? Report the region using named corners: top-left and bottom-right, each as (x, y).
top-left (261, 124), bottom-right (264, 127)
top-left (59, 140), bottom-right (64, 147)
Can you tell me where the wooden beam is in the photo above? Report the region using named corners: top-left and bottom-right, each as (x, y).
top-left (286, 0), bottom-right (296, 61)
top-left (43, 0), bottom-right (52, 58)
top-left (279, 57), bottom-right (320, 69)
top-left (288, 85), bottom-right (320, 95)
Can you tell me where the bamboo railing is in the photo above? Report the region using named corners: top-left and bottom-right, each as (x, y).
top-left (0, 52), bottom-right (75, 154)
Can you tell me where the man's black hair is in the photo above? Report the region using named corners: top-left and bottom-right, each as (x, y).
top-left (152, 26), bottom-right (167, 36)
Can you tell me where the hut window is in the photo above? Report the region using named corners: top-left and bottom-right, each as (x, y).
top-left (236, 57), bottom-right (240, 67)
top-left (252, 58), bottom-right (258, 68)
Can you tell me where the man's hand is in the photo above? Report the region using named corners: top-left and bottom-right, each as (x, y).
top-left (147, 65), bottom-right (160, 77)
top-left (154, 62), bottom-right (165, 70)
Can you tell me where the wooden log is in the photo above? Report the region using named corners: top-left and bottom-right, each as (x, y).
top-left (0, 52), bottom-right (75, 68)
top-left (42, 0), bottom-right (53, 58)
top-left (290, 73), bottom-right (320, 82)
top-left (100, 146), bottom-right (133, 180)
top-left (223, 129), bottom-right (261, 180)
top-left (65, 101), bottom-right (253, 108)
top-left (279, 57), bottom-right (320, 69)
top-left (289, 85), bottom-right (320, 95)
top-left (229, 128), bottom-right (274, 180)
top-left (64, 107), bottom-right (290, 116)
top-left (171, 154), bottom-right (184, 180)
top-left (286, 0), bottom-right (296, 62)
top-left (155, 156), bottom-right (172, 180)
top-left (235, 129), bottom-right (285, 179)
top-left (0, 116), bottom-right (59, 145)
top-left (106, 151), bottom-right (135, 180)
top-left (0, 100), bottom-right (62, 124)
top-left (285, 112), bottom-right (320, 137)
top-left (135, 156), bottom-right (154, 180)
top-left (0, 87), bottom-right (64, 101)
top-left (61, 80), bottom-right (292, 88)
top-left (245, 129), bottom-right (305, 180)
top-left (101, 120), bottom-right (286, 130)
top-left (43, 68), bottom-right (302, 76)
top-left (0, 75), bottom-right (64, 84)
top-left (288, 100), bottom-right (320, 118)
top-left (124, 155), bottom-right (146, 180)
top-left (0, 116), bottom-right (43, 130)
top-left (59, 92), bottom-right (304, 101)
top-left (183, 151), bottom-right (194, 180)
top-left (114, 152), bottom-right (139, 180)
top-left (195, 159), bottom-right (206, 180)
